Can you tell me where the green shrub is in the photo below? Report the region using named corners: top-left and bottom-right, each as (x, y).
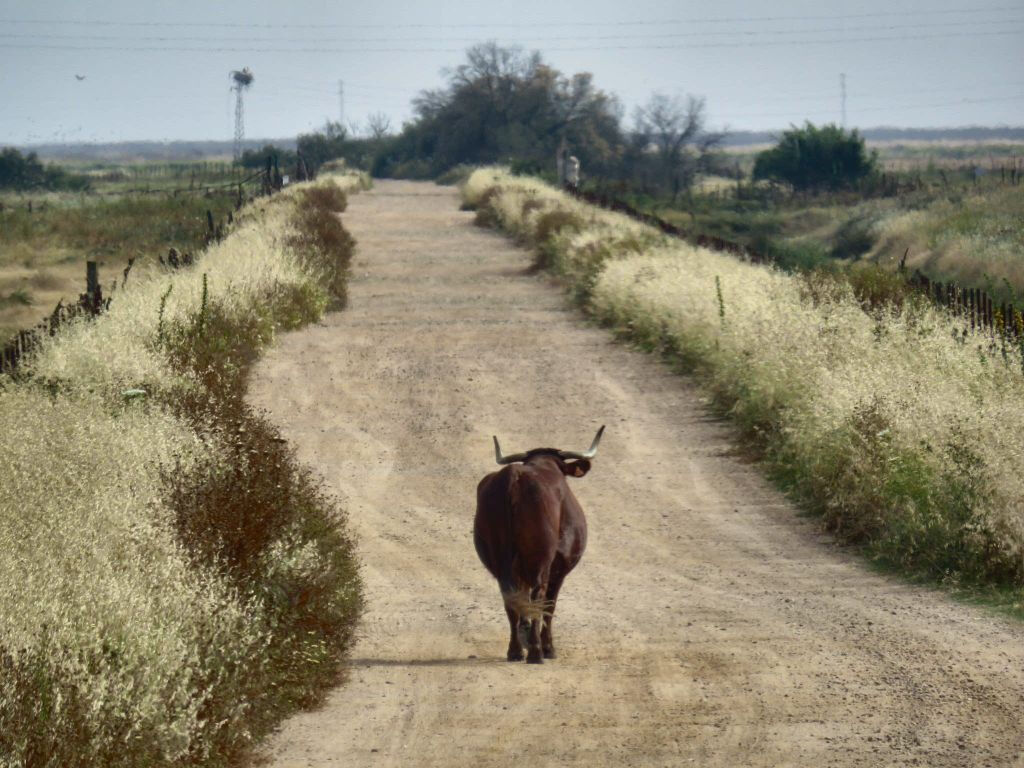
top-left (758, 238), bottom-right (830, 273)
top-left (301, 183), bottom-right (348, 214)
top-left (435, 164), bottom-right (475, 186)
top-left (845, 263), bottom-right (918, 313)
top-left (471, 186), bottom-right (503, 227)
top-left (287, 190), bottom-right (356, 306)
top-left (532, 209), bottom-right (585, 271)
top-left (753, 123), bottom-right (877, 191)
top-left (830, 215), bottom-right (876, 259)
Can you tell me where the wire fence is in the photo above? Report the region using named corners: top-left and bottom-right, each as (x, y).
top-left (0, 160), bottom-right (293, 376)
top-left (564, 184), bottom-right (1024, 342)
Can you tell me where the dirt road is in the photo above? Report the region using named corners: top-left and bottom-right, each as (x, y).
top-left (249, 181), bottom-right (1024, 767)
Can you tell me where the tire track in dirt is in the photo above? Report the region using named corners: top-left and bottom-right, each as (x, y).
top-left (249, 180), bottom-right (1024, 767)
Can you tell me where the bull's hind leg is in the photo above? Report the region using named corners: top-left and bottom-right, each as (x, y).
top-left (526, 584), bottom-right (548, 664)
top-left (505, 604), bottom-right (524, 662)
top-left (541, 568), bottom-right (567, 659)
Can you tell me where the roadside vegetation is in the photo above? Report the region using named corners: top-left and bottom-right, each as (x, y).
top-left (0, 171), bottom-right (369, 767)
top-left (611, 135), bottom-right (1024, 301)
top-left (463, 167), bottom-right (1024, 602)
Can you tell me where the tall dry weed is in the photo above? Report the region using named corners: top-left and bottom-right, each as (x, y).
top-left (465, 168), bottom-right (1024, 587)
top-left (0, 173), bottom-right (364, 767)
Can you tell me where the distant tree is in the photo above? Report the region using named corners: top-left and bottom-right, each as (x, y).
top-left (296, 121), bottom-right (378, 173)
top-left (0, 147), bottom-right (90, 191)
top-left (375, 42), bottom-right (624, 178)
top-left (365, 112), bottom-right (393, 141)
top-left (632, 93), bottom-right (723, 200)
top-left (753, 122), bottom-right (877, 191)
top-left (237, 143), bottom-right (297, 170)
top-left (297, 121), bottom-right (349, 169)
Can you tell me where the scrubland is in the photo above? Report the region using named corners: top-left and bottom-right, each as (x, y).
top-left (0, 187), bottom-right (238, 346)
top-left (464, 168), bottom-right (1024, 598)
top-left (863, 184), bottom-right (1024, 293)
top-left (0, 172), bottom-right (369, 767)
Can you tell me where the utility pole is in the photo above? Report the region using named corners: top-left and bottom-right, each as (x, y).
top-left (840, 72), bottom-right (847, 129)
top-left (338, 80), bottom-right (345, 125)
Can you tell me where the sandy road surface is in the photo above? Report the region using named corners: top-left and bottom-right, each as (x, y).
top-left (249, 181), bottom-right (1024, 767)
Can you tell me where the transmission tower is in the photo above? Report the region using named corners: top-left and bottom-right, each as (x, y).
top-left (230, 67), bottom-right (254, 161)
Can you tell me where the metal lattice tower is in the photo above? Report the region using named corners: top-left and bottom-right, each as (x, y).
top-left (230, 68), bottom-right (254, 161)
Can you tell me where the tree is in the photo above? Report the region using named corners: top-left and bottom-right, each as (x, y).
top-left (297, 121), bottom-right (378, 172)
top-left (366, 112), bottom-right (393, 141)
top-left (753, 122), bottom-right (877, 191)
top-left (237, 143), bottom-right (297, 170)
top-left (631, 93), bottom-right (722, 200)
top-left (297, 121), bottom-right (349, 169)
top-left (375, 42), bottom-right (624, 178)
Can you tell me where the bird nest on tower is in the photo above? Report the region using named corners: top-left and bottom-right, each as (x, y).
top-left (231, 68), bottom-right (254, 87)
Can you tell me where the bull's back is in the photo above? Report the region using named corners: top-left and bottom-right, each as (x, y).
top-left (474, 464), bottom-right (563, 584)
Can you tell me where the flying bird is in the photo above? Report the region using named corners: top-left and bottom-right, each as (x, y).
top-left (75, 74), bottom-right (86, 81)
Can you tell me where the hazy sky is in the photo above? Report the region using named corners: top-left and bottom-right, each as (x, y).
top-left (2, 0), bottom-right (1022, 146)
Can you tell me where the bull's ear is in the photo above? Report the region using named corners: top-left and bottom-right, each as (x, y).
top-left (563, 459), bottom-right (591, 477)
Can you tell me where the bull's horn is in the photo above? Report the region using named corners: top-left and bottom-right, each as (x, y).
top-left (493, 435), bottom-right (528, 465)
top-left (557, 425), bottom-right (605, 461)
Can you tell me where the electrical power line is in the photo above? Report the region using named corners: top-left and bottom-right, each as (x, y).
top-left (0, 6), bottom-right (1019, 29)
top-left (3, 17), bottom-right (1022, 44)
top-left (715, 95), bottom-right (1024, 121)
top-left (4, 28), bottom-right (1023, 54)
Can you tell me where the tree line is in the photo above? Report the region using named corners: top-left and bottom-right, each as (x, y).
top-left (0, 148), bottom-right (91, 191)
top-left (273, 43), bottom-right (875, 196)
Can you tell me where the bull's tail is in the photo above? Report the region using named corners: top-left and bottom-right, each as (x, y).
top-left (501, 585), bottom-right (553, 623)
top-left (500, 468), bottom-right (553, 623)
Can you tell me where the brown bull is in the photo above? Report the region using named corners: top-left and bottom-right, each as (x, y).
top-left (474, 426), bottom-right (604, 664)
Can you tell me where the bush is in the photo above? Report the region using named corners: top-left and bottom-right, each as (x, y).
top-left (435, 164), bottom-right (475, 186)
top-left (753, 123), bottom-right (877, 191)
top-left (301, 183), bottom-right (348, 214)
top-left (844, 263), bottom-right (919, 313)
top-left (762, 239), bottom-right (830, 273)
top-left (287, 187), bottom-right (356, 306)
top-left (532, 209), bottom-right (586, 270)
top-left (830, 215), bottom-right (876, 259)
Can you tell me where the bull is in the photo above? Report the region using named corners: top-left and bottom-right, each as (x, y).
top-left (474, 426), bottom-right (604, 664)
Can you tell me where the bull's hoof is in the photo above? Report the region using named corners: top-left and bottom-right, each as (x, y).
top-left (507, 648), bottom-right (525, 662)
top-left (526, 650), bottom-right (544, 664)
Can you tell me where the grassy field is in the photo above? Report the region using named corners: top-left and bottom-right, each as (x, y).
top-left (464, 168), bottom-right (1024, 604)
top-left (0, 163), bottom-right (246, 346)
top-left (624, 142), bottom-right (1024, 302)
top-left (0, 171), bottom-right (369, 767)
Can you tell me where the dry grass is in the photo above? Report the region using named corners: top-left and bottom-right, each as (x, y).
top-left (0, 173), bottom-right (365, 767)
top-left (466, 167), bottom-right (1024, 589)
top-left (867, 186), bottom-right (1024, 298)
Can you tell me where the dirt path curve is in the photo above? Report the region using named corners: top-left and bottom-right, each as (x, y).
top-left (249, 180), bottom-right (1024, 767)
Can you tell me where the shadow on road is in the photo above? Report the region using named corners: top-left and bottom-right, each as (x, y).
top-left (349, 656), bottom-right (502, 668)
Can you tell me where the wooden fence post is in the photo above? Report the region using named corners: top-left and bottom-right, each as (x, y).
top-left (86, 261), bottom-right (98, 301)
